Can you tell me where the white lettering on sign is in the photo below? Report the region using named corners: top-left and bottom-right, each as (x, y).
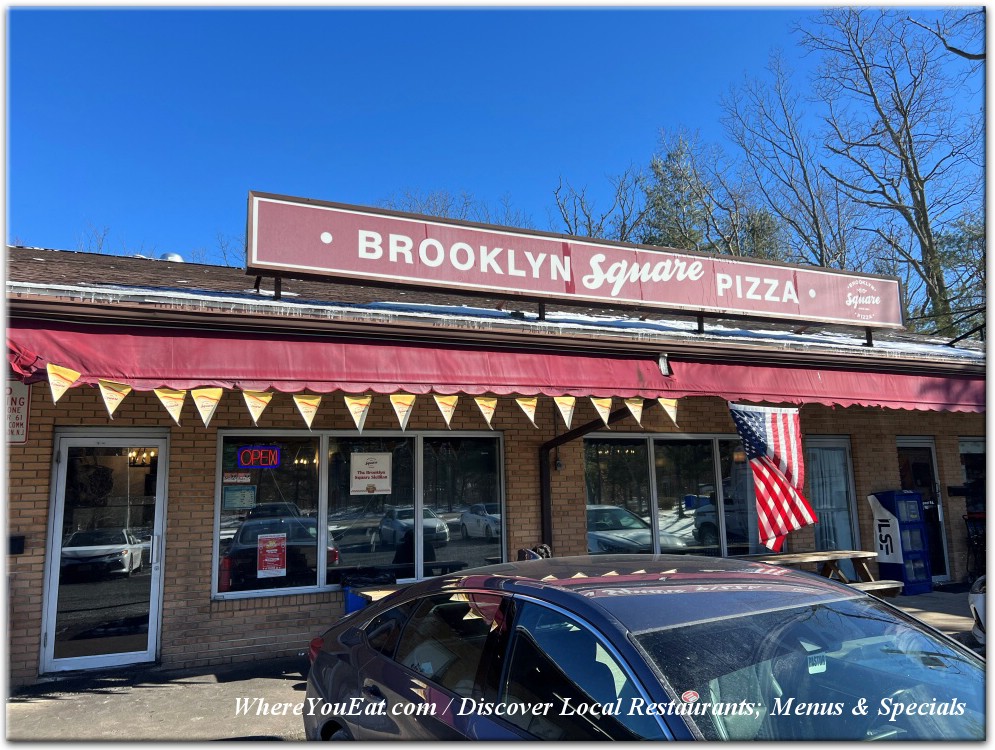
top-left (582, 253), bottom-right (705, 296)
top-left (7, 381), bottom-right (29, 444)
top-left (716, 273), bottom-right (800, 304)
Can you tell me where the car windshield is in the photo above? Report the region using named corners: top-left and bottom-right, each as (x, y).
top-left (482, 504), bottom-right (500, 515)
top-left (66, 530), bottom-right (125, 546)
top-left (396, 509), bottom-right (438, 521)
top-left (632, 597), bottom-right (984, 741)
top-left (587, 507), bottom-right (650, 531)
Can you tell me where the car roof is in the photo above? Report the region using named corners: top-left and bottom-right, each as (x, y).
top-left (402, 554), bottom-right (861, 634)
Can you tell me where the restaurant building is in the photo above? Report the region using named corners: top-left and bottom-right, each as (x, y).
top-left (5, 193), bottom-right (985, 686)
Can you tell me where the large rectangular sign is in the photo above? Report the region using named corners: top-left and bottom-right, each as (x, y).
top-left (247, 192), bottom-right (905, 328)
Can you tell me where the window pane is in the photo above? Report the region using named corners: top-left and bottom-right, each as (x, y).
top-left (654, 440), bottom-right (717, 555)
top-left (217, 437), bottom-right (320, 592)
top-left (805, 445), bottom-right (856, 554)
top-left (719, 440), bottom-right (762, 555)
top-left (327, 437), bottom-right (415, 584)
top-left (394, 593), bottom-right (506, 698)
top-left (584, 439), bottom-right (652, 555)
top-left (500, 603), bottom-right (662, 740)
top-left (425, 437), bottom-right (501, 573)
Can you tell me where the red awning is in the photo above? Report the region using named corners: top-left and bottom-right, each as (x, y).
top-left (666, 360), bottom-right (985, 413)
top-left (6, 320), bottom-right (670, 398)
top-left (7, 320), bottom-right (984, 411)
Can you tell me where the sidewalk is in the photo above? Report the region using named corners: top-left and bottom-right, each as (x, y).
top-left (6, 586), bottom-right (983, 742)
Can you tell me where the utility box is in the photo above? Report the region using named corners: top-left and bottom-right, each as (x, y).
top-left (868, 490), bottom-right (933, 595)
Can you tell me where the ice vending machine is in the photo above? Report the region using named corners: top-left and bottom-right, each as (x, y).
top-left (868, 490), bottom-right (932, 595)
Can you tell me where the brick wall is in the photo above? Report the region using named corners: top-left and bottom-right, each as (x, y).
top-left (6, 383), bottom-right (984, 687)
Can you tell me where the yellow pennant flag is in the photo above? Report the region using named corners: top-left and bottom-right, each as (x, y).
top-left (658, 397), bottom-right (679, 426)
top-left (553, 396), bottom-right (576, 430)
top-left (98, 379), bottom-right (132, 419)
top-left (433, 395), bottom-right (459, 428)
top-left (474, 396), bottom-right (497, 429)
top-left (344, 395), bottom-right (373, 433)
top-left (590, 397), bottom-right (613, 426)
top-left (516, 396), bottom-right (538, 427)
top-left (154, 388), bottom-right (187, 425)
top-left (293, 393), bottom-right (322, 430)
top-left (46, 363), bottom-right (81, 404)
top-left (390, 393), bottom-right (417, 431)
top-left (242, 390), bottom-right (273, 426)
top-left (192, 387), bottom-right (223, 427)
top-left (624, 397), bottom-right (645, 426)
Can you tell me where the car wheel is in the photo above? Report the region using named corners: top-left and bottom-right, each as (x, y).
top-left (699, 524), bottom-right (719, 548)
top-left (369, 530), bottom-right (380, 553)
top-left (461, 524), bottom-right (470, 541)
top-left (485, 525), bottom-right (493, 542)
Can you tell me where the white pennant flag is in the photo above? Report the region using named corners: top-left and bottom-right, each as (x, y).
top-left (192, 387), bottom-right (223, 427)
top-left (294, 393), bottom-right (322, 429)
top-left (658, 397), bottom-right (679, 426)
top-left (516, 396), bottom-right (538, 427)
top-left (390, 393), bottom-right (417, 430)
top-left (474, 396), bottom-right (497, 429)
top-left (433, 395), bottom-right (459, 428)
top-left (155, 388), bottom-right (188, 425)
top-left (344, 395), bottom-right (373, 433)
top-left (242, 390), bottom-right (273, 426)
top-left (46, 363), bottom-right (81, 404)
top-left (553, 396), bottom-right (576, 430)
top-left (624, 397), bottom-right (644, 426)
top-left (590, 397), bottom-right (613, 426)
top-left (98, 379), bottom-right (132, 419)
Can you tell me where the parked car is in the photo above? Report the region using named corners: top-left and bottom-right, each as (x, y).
top-left (304, 554), bottom-right (984, 741)
top-left (217, 516), bottom-right (339, 592)
top-left (377, 507), bottom-right (450, 548)
top-left (968, 575), bottom-right (985, 646)
top-left (459, 503), bottom-right (501, 541)
top-left (586, 504), bottom-right (686, 554)
top-left (691, 494), bottom-right (751, 548)
top-left (60, 528), bottom-right (144, 579)
top-left (246, 502), bottom-right (303, 519)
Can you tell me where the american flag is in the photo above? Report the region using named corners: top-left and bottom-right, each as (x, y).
top-left (729, 403), bottom-right (817, 551)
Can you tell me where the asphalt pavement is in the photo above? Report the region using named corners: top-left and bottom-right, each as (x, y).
top-left (5, 583), bottom-right (982, 742)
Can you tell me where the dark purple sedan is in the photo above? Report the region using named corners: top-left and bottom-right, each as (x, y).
top-left (303, 555), bottom-right (984, 741)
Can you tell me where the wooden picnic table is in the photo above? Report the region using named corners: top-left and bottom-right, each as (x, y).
top-left (735, 549), bottom-right (903, 596)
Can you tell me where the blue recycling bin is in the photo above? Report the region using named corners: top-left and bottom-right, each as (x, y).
top-left (869, 490), bottom-right (933, 595)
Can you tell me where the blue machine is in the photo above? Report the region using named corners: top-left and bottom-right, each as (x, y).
top-left (868, 490), bottom-right (933, 595)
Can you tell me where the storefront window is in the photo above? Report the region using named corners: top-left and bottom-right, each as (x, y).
top-left (216, 436), bottom-right (321, 593)
top-left (959, 438), bottom-right (986, 514)
top-left (584, 435), bottom-right (760, 557)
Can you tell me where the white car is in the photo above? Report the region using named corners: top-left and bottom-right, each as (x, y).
top-left (61, 528), bottom-right (144, 579)
top-left (459, 503), bottom-right (502, 541)
top-left (377, 507), bottom-right (450, 547)
top-left (969, 575), bottom-right (985, 646)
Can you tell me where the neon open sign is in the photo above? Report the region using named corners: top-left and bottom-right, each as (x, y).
top-left (238, 446), bottom-right (281, 469)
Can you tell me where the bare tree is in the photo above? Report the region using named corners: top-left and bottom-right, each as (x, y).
top-left (76, 223), bottom-right (110, 254)
top-left (722, 54), bottom-right (867, 270)
top-left (800, 8), bottom-right (984, 333)
top-left (552, 165), bottom-right (651, 242)
top-left (908, 9), bottom-right (985, 64)
top-left (379, 188), bottom-right (534, 229)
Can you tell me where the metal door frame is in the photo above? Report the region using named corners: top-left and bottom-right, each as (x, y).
top-left (896, 436), bottom-right (950, 583)
top-left (40, 428), bottom-right (169, 673)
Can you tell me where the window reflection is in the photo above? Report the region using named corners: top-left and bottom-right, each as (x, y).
top-left (654, 440), bottom-right (718, 555)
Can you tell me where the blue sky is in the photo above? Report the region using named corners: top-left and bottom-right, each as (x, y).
top-left (9, 7), bottom-right (823, 266)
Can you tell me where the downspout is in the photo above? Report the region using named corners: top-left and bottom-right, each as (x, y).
top-left (538, 407), bottom-right (634, 548)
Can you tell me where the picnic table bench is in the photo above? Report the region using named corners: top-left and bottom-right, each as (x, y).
top-left (735, 550), bottom-right (904, 597)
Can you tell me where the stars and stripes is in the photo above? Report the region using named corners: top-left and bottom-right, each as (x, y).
top-left (729, 402), bottom-right (817, 552)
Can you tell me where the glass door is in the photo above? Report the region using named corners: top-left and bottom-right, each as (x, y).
top-left (42, 431), bottom-right (168, 672)
top-left (805, 437), bottom-right (859, 579)
top-left (897, 438), bottom-right (949, 581)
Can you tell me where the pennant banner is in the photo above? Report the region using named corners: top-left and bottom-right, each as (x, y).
top-left (344, 395), bottom-right (373, 433)
top-left (474, 396), bottom-right (497, 429)
top-left (294, 393), bottom-right (322, 429)
top-left (590, 397), bottom-right (613, 426)
top-left (242, 390), bottom-right (273, 426)
top-left (624, 397), bottom-right (644, 426)
top-left (553, 396), bottom-right (576, 430)
top-left (516, 396), bottom-right (538, 427)
top-left (658, 397), bottom-right (679, 426)
top-left (154, 388), bottom-right (187, 425)
top-left (390, 393), bottom-right (416, 431)
top-left (433, 395), bottom-right (459, 428)
top-left (98, 379), bottom-right (132, 419)
top-left (192, 387), bottom-right (223, 427)
top-left (729, 402), bottom-right (817, 552)
top-left (46, 363), bottom-right (81, 404)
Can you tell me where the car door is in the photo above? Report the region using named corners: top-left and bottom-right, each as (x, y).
top-left (355, 591), bottom-right (524, 740)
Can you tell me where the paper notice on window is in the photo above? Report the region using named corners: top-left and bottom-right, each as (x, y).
top-left (350, 452), bottom-right (392, 495)
top-left (257, 533), bottom-right (287, 578)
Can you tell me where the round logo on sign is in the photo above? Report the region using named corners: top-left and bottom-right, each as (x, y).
top-left (366, 483), bottom-right (377, 494)
top-left (681, 690), bottom-right (700, 703)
